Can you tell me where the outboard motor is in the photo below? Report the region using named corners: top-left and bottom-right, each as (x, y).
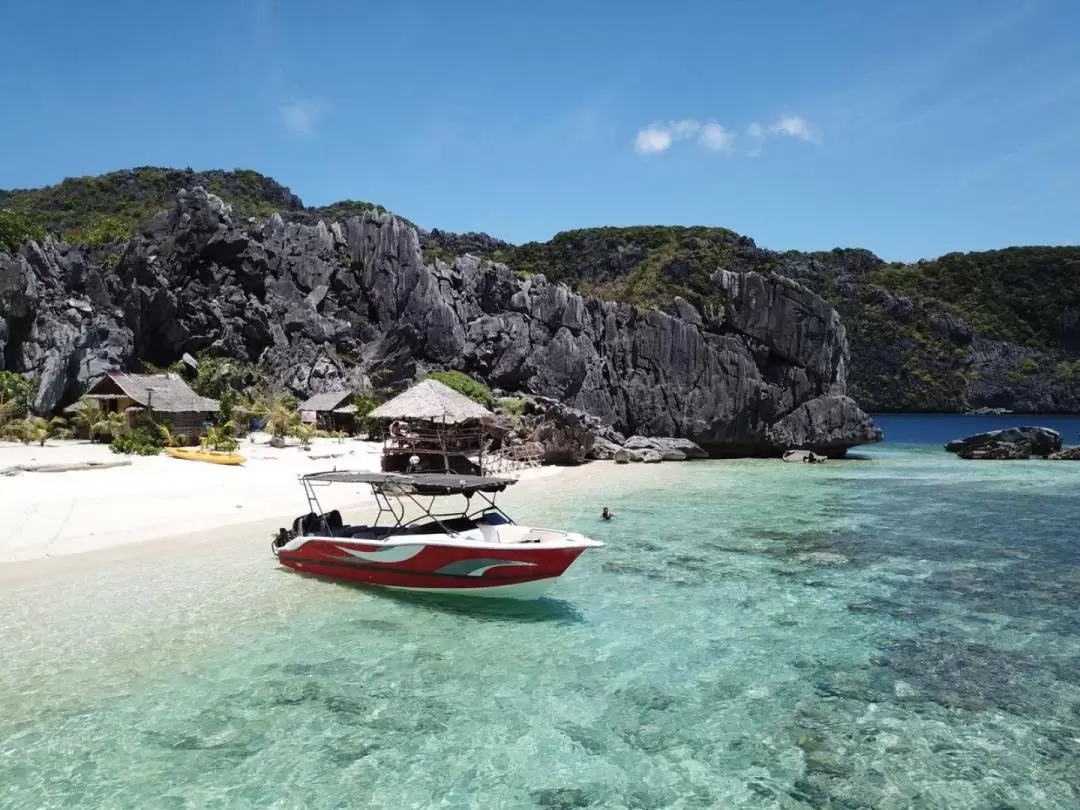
top-left (270, 526), bottom-right (296, 556)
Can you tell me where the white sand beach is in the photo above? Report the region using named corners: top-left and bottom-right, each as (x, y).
top-left (0, 435), bottom-right (566, 566)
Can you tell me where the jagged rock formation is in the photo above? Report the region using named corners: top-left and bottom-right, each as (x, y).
top-left (0, 241), bottom-right (132, 412)
top-left (1, 187), bottom-right (881, 457)
top-left (6, 169), bottom-right (1079, 414)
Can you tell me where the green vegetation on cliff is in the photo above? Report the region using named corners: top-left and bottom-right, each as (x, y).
top-left (0, 209), bottom-right (46, 252)
top-left (859, 248), bottom-right (1080, 353)
top-left (0, 168), bottom-right (399, 245)
top-left (491, 226), bottom-right (785, 311)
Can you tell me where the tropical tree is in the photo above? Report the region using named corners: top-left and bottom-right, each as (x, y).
top-left (103, 412), bottom-right (130, 441)
top-left (265, 396), bottom-right (301, 439)
top-left (157, 424), bottom-right (184, 448)
top-left (22, 417), bottom-right (50, 446)
top-left (71, 399), bottom-right (111, 442)
top-left (201, 424), bottom-right (239, 453)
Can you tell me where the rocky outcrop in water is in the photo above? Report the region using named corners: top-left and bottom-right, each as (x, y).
top-left (0, 187), bottom-right (881, 457)
top-left (956, 441), bottom-right (1031, 460)
top-left (1048, 446), bottom-right (1080, 460)
top-left (945, 427), bottom-right (1062, 458)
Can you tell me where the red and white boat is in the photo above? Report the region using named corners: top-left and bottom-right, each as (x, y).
top-left (271, 471), bottom-right (604, 599)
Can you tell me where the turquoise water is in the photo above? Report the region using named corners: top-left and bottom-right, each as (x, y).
top-left (3, 446), bottom-right (1080, 808)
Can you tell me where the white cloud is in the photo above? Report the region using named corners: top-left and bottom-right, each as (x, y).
top-left (770, 114), bottom-right (817, 141)
top-left (744, 116), bottom-right (819, 155)
top-left (634, 124), bottom-right (674, 154)
top-left (698, 121), bottom-right (733, 152)
top-left (635, 114), bottom-right (817, 156)
top-left (279, 97), bottom-right (327, 138)
top-left (633, 119), bottom-right (701, 154)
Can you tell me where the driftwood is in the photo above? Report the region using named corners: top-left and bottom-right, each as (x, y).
top-left (0, 460), bottom-right (133, 476)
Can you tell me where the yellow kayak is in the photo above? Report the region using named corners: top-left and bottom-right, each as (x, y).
top-left (165, 447), bottom-right (247, 466)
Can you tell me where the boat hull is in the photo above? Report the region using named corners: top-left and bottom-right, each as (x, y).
top-left (276, 537), bottom-right (593, 599)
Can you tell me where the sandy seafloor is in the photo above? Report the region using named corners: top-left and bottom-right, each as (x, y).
top-left (2, 434), bottom-right (1080, 809)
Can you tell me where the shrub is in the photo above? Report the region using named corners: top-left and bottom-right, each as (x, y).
top-left (0, 209), bottom-right (46, 252)
top-left (292, 422), bottom-right (316, 447)
top-left (0, 371), bottom-right (32, 422)
top-left (423, 370), bottom-right (494, 408)
top-left (66, 215), bottom-right (131, 246)
top-left (110, 428), bottom-right (163, 456)
top-left (497, 396), bottom-right (526, 416)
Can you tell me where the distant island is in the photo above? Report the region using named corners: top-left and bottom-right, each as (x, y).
top-left (0, 168), bottom-right (1077, 454)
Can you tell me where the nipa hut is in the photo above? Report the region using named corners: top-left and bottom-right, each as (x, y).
top-left (82, 373), bottom-right (219, 437)
top-left (299, 390), bottom-right (356, 433)
top-left (367, 379), bottom-right (493, 474)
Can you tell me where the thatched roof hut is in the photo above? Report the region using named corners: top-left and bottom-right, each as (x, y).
top-left (85, 373), bottom-right (218, 413)
top-left (299, 391), bottom-right (353, 414)
top-left (299, 390), bottom-right (356, 430)
top-left (83, 373), bottom-right (219, 435)
top-left (369, 379), bottom-right (491, 424)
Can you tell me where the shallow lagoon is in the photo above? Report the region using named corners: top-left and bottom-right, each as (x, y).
top-left (2, 441), bottom-right (1079, 809)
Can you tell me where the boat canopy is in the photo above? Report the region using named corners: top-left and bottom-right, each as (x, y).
top-left (301, 471), bottom-right (517, 496)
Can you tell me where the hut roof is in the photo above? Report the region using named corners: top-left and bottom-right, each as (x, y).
top-left (368, 379), bottom-right (492, 424)
top-left (299, 391), bottom-right (354, 412)
top-left (86, 373), bottom-right (219, 413)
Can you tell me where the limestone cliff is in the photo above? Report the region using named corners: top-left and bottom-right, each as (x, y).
top-left (0, 188), bottom-right (881, 456)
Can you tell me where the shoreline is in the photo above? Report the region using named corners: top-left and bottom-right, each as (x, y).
top-left (0, 442), bottom-right (576, 585)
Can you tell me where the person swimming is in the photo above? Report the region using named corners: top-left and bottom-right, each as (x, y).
top-left (601, 507), bottom-right (614, 521)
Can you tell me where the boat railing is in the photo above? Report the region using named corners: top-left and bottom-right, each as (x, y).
top-left (519, 528), bottom-right (568, 544)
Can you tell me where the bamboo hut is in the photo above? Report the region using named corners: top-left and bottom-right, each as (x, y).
top-left (367, 379), bottom-right (493, 474)
top-left (82, 373), bottom-right (219, 436)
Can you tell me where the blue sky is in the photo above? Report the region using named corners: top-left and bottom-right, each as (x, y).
top-left (1, 0), bottom-right (1077, 260)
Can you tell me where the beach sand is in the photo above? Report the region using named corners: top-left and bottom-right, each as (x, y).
top-left (0, 435), bottom-right (567, 569)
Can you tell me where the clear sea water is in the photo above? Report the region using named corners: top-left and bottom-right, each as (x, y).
top-left (3, 416), bottom-right (1080, 809)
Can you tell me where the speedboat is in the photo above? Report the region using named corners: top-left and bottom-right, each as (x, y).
top-left (271, 471), bottom-right (604, 599)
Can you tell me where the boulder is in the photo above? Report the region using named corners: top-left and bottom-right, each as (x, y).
top-left (945, 427), bottom-right (1062, 457)
top-left (956, 440), bottom-right (1030, 460)
top-left (623, 435), bottom-right (707, 459)
top-left (523, 398), bottom-right (595, 465)
top-left (641, 449), bottom-right (663, 463)
top-left (766, 396), bottom-right (883, 458)
top-left (614, 448), bottom-right (643, 464)
top-left (589, 436), bottom-right (623, 461)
